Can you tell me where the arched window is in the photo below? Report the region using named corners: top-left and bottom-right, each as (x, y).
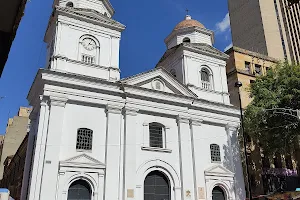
top-left (66, 1), bottom-right (74, 7)
top-left (149, 123), bottom-right (164, 148)
top-left (210, 144), bottom-right (221, 162)
top-left (68, 180), bottom-right (91, 200)
top-left (212, 186), bottom-right (225, 200)
top-left (76, 128), bottom-right (93, 150)
top-left (79, 35), bottom-right (100, 65)
top-left (170, 69), bottom-right (177, 78)
top-left (144, 171), bottom-right (170, 200)
top-left (200, 67), bottom-right (212, 90)
top-left (183, 37), bottom-right (191, 43)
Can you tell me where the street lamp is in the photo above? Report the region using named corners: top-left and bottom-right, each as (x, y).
top-left (235, 81), bottom-right (253, 200)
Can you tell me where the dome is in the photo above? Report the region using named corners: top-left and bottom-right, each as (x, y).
top-left (174, 15), bottom-right (205, 31)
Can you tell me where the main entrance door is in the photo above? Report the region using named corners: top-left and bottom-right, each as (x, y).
top-left (144, 170), bottom-right (170, 200)
top-left (212, 186), bottom-right (226, 200)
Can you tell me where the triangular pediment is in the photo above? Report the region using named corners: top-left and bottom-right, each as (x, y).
top-left (60, 154), bottom-right (105, 169)
top-left (205, 164), bottom-right (234, 177)
top-left (121, 68), bottom-right (197, 97)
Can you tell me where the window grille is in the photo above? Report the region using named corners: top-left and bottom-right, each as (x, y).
top-left (149, 123), bottom-right (164, 148)
top-left (76, 128), bottom-right (93, 150)
top-left (210, 144), bottom-right (221, 162)
top-left (201, 68), bottom-right (212, 90)
top-left (82, 54), bottom-right (95, 64)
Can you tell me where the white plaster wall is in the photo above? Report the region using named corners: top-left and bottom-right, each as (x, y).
top-left (60, 104), bottom-right (107, 162)
top-left (47, 15), bottom-right (121, 80)
top-left (176, 32), bottom-right (212, 46)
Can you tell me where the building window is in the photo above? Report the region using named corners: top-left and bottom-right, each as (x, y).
top-left (68, 180), bottom-right (91, 200)
top-left (76, 128), bottom-right (93, 151)
top-left (149, 123), bottom-right (164, 148)
top-left (81, 54), bottom-right (95, 64)
top-left (183, 37), bottom-right (191, 43)
top-left (200, 68), bottom-right (212, 90)
top-left (144, 171), bottom-right (170, 200)
top-left (210, 144), bottom-right (221, 162)
top-left (255, 64), bottom-right (262, 75)
top-left (66, 1), bottom-right (74, 7)
top-left (245, 61), bottom-right (251, 73)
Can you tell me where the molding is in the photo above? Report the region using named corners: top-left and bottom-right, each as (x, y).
top-left (187, 84), bottom-right (230, 96)
top-left (40, 95), bottom-right (50, 107)
top-left (141, 146), bottom-right (172, 153)
top-left (52, 55), bottom-right (120, 72)
top-left (106, 104), bottom-right (123, 114)
top-left (49, 95), bottom-right (68, 107)
top-left (177, 115), bottom-right (190, 124)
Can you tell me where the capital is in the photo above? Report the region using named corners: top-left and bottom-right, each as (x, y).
top-left (190, 118), bottom-right (203, 126)
top-left (39, 95), bottom-right (50, 107)
top-left (49, 96), bottom-right (68, 107)
top-left (225, 123), bottom-right (239, 132)
top-left (106, 104), bottom-right (123, 114)
top-left (177, 115), bottom-right (190, 124)
top-left (123, 107), bottom-right (139, 116)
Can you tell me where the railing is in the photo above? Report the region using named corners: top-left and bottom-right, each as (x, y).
top-left (201, 81), bottom-right (211, 90)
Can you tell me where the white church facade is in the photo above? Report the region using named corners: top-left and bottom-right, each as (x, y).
top-left (20, 0), bottom-right (246, 200)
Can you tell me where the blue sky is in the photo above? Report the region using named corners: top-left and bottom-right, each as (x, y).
top-left (0, 0), bottom-right (232, 134)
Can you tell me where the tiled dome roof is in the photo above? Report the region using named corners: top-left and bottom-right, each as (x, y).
top-left (174, 15), bottom-right (205, 31)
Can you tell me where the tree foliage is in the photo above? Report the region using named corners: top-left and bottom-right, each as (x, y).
top-left (244, 62), bottom-right (300, 155)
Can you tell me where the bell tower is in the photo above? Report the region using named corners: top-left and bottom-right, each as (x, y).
top-left (44, 0), bottom-right (125, 81)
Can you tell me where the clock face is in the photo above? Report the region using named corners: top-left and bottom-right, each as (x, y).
top-left (82, 38), bottom-right (96, 51)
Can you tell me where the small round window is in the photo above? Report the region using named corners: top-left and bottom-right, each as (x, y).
top-left (152, 79), bottom-right (165, 91)
top-left (66, 1), bottom-right (74, 7)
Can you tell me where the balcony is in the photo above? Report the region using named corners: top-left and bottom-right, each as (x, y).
top-left (201, 81), bottom-right (211, 90)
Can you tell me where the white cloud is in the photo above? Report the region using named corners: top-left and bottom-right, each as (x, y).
top-left (224, 43), bottom-right (233, 51)
top-left (216, 13), bottom-right (230, 33)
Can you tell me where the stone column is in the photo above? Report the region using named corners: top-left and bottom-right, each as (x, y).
top-left (27, 96), bottom-right (50, 200)
top-left (40, 96), bottom-right (67, 200)
top-left (190, 119), bottom-right (203, 200)
top-left (177, 115), bottom-right (195, 200)
top-left (104, 104), bottom-right (123, 200)
top-left (226, 123), bottom-right (246, 200)
top-left (123, 107), bottom-right (139, 200)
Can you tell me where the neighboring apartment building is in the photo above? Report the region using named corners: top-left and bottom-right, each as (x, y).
top-left (0, 107), bottom-right (31, 180)
top-left (225, 46), bottom-right (300, 196)
top-left (228, 0), bottom-right (300, 64)
top-left (1, 134), bottom-right (28, 200)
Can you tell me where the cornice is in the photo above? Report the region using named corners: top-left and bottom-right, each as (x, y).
top-left (52, 55), bottom-right (120, 72)
top-left (182, 44), bottom-right (229, 61)
top-left (55, 6), bottom-right (125, 32)
top-left (187, 84), bottom-right (230, 96)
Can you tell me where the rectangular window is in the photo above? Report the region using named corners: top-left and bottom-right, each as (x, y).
top-left (149, 124), bottom-right (163, 148)
top-left (255, 64), bottom-right (262, 75)
top-left (81, 54), bottom-right (95, 64)
top-left (245, 61), bottom-right (251, 73)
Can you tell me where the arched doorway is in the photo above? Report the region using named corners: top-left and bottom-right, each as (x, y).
top-left (67, 180), bottom-right (92, 200)
top-left (212, 186), bottom-right (226, 200)
top-left (144, 170), bottom-right (170, 200)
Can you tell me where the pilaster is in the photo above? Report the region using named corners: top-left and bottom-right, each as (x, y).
top-left (123, 107), bottom-right (139, 200)
top-left (177, 115), bottom-right (196, 200)
top-left (28, 95), bottom-right (50, 200)
top-left (104, 104), bottom-right (123, 200)
top-left (40, 95), bottom-right (68, 200)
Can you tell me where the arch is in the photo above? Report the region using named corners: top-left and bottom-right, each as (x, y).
top-left (78, 35), bottom-right (100, 65)
top-left (144, 170), bottom-right (170, 200)
top-left (136, 159), bottom-right (181, 200)
top-left (183, 37), bottom-right (191, 43)
top-left (209, 181), bottom-right (231, 200)
top-left (64, 173), bottom-right (97, 193)
top-left (200, 66), bottom-right (214, 90)
top-left (212, 186), bottom-right (225, 200)
top-left (68, 180), bottom-right (91, 200)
